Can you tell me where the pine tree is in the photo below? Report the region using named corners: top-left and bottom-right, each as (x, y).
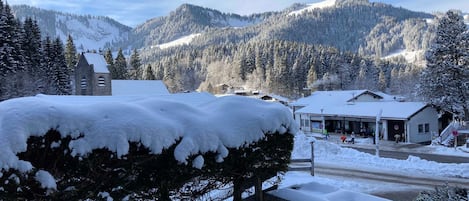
top-left (418, 10), bottom-right (469, 119)
top-left (42, 37), bottom-right (70, 95)
top-left (143, 64), bottom-right (156, 80)
top-left (378, 69), bottom-right (387, 92)
top-left (129, 48), bottom-right (142, 80)
top-left (53, 38), bottom-right (71, 95)
top-left (0, 3), bottom-right (25, 99)
top-left (65, 34), bottom-right (77, 72)
top-left (20, 17), bottom-right (45, 96)
top-left (112, 48), bottom-right (128, 79)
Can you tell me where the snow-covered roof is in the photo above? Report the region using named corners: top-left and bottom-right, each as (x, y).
top-left (0, 95), bottom-right (298, 175)
top-left (111, 80), bottom-right (169, 96)
top-left (35, 92), bottom-right (216, 107)
top-left (296, 101), bottom-right (428, 120)
top-left (264, 94), bottom-right (290, 103)
top-left (83, 53), bottom-right (109, 73)
top-left (291, 90), bottom-right (428, 119)
top-left (290, 90), bottom-right (368, 107)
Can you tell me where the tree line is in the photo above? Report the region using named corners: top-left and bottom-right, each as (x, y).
top-left (141, 39), bottom-right (417, 98)
top-left (0, 0), bottom-right (72, 100)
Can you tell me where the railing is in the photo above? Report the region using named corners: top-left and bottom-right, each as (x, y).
top-left (439, 120), bottom-right (468, 146)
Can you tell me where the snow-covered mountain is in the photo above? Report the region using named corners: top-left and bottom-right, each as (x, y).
top-left (125, 4), bottom-right (273, 49)
top-left (11, 5), bottom-right (131, 52)
top-left (12, 1), bottom-right (437, 60)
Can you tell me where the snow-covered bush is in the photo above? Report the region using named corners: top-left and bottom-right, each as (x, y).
top-left (0, 95), bottom-right (298, 200)
top-left (0, 129), bottom-right (293, 200)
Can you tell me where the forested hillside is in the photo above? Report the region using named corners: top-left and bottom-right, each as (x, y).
top-left (142, 40), bottom-right (418, 98)
top-left (134, 0), bottom-right (435, 98)
top-left (9, 0), bottom-right (445, 99)
top-left (11, 5), bottom-right (131, 51)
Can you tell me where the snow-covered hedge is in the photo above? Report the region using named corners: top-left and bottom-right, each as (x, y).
top-left (0, 95), bottom-right (298, 199)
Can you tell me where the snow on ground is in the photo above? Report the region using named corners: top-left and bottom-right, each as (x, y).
top-left (288, 0), bottom-right (336, 16)
top-left (383, 49), bottom-right (425, 65)
top-left (151, 33), bottom-right (201, 49)
top-left (265, 133), bottom-right (469, 201)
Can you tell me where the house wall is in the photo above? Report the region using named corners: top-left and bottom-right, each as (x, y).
top-left (93, 73), bottom-right (112, 96)
top-left (74, 54), bottom-right (112, 96)
top-left (407, 106), bottom-right (439, 144)
top-left (74, 56), bottom-right (93, 95)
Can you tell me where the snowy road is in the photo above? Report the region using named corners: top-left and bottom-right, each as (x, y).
top-left (350, 147), bottom-right (469, 163)
top-left (288, 162), bottom-right (469, 200)
top-left (289, 162), bottom-right (469, 189)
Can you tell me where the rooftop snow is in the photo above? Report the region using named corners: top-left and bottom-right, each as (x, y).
top-left (111, 80), bottom-right (170, 96)
top-left (290, 90), bottom-right (369, 107)
top-left (296, 101), bottom-right (428, 120)
top-left (83, 53), bottom-right (109, 73)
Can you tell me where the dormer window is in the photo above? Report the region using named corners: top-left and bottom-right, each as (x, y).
top-left (98, 76), bottom-right (105, 87)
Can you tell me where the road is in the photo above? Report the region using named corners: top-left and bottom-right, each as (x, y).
top-left (289, 162), bottom-right (469, 201)
top-left (349, 147), bottom-right (469, 163)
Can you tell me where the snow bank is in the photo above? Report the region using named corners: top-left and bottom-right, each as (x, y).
top-left (292, 133), bottom-right (469, 178)
top-left (0, 95), bottom-right (297, 174)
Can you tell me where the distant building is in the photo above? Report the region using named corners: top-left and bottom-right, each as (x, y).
top-left (75, 53), bottom-right (112, 96)
top-left (291, 90), bottom-right (443, 144)
top-left (74, 53), bottom-right (170, 96)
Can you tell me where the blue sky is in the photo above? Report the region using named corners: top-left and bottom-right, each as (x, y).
top-left (7, 0), bottom-right (469, 27)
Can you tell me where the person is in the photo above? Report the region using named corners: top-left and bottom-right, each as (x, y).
top-left (350, 132), bottom-right (355, 144)
top-left (340, 134), bottom-right (347, 143)
top-left (394, 133), bottom-right (401, 143)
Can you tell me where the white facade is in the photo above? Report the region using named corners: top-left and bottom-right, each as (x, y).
top-left (291, 90), bottom-right (439, 144)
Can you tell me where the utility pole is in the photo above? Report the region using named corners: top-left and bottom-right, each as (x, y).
top-left (375, 109), bottom-right (382, 157)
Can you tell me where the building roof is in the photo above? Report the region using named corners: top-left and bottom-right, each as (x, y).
top-left (111, 80), bottom-right (169, 96)
top-left (290, 90), bottom-right (368, 107)
top-left (35, 92), bottom-right (216, 107)
top-left (290, 90), bottom-right (399, 107)
top-left (83, 53), bottom-right (109, 73)
top-left (296, 101), bottom-right (428, 120)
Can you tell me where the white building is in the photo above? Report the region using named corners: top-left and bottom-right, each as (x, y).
top-left (291, 90), bottom-right (442, 144)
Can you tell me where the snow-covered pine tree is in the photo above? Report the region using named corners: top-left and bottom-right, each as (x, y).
top-left (42, 37), bottom-right (70, 95)
top-left (0, 2), bottom-right (25, 99)
top-left (52, 38), bottom-right (71, 95)
top-left (21, 17), bottom-right (45, 95)
top-left (65, 34), bottom-right (77, 72)
top-left (113, 48), bottom-right (128, 79)
top-left (417, 10), bottom-right (469, 120)
top-left (456, 30), bottom-right (469, 120)
top-left (129, 48), bottom-right (142, 80)
top-left (143, 64), bottom-right (156, 80)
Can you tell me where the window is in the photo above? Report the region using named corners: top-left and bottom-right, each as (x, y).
top-left (98, 76), bottom-right (105, 87)
top-left (300, 119), bottom-right (310, 128)
top-left (80, 77), bottom-right (87, 90)
top-left (418, 123), bottom-right (430, 133)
